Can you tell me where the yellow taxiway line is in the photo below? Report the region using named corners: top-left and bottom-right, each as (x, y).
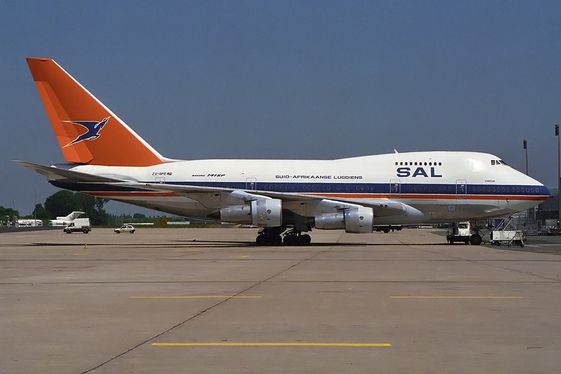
top-left (390, 296), bottom-right (522, 299)
top-left (153, 343), bottom-right (391, 347)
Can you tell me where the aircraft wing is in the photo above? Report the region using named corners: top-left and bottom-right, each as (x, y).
top-left (14, 161), bottom-right (414, 218)
top-left (132, 182), bottom-right (410, 217)
top-left (13, 161), bottom-right (121, 182)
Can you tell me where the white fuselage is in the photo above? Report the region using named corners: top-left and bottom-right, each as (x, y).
top-left (58, 151), bottom-right (549, 224)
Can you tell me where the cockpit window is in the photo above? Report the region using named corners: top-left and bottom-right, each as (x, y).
top-left (491, 159), bottom-right (508, 166)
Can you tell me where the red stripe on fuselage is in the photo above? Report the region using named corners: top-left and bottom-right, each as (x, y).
top-left (84, 190), bottom-right (548, 202)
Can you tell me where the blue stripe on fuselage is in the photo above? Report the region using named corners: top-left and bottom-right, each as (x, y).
top-left (51, 180), bottom-right (550, 198)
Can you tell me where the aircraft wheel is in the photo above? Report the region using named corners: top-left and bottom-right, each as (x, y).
top-left (256, 233), bottom-right (282, 246)
top-left (256, 234), bottom-right (267, 246)
top-left (271, 234), bottom-right (282, 246)
top-left (283, 234), bottom-right (298, 246)
top-left (470, 234), bottom-right (482, 245)
top-left (298, 234), bottom-right (311, 246)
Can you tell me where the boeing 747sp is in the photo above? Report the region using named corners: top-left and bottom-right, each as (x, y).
top-left (16, 58), bottom-right (550, 245)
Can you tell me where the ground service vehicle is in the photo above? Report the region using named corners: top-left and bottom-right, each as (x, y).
top-left (489, 216), bottom-right (525, 247)
top-left (114, 224), bottom-right (135, 234)
top-left (63, 218), bottom-right (91, 234)
top-left (446, 221), bottom-right (481, 244)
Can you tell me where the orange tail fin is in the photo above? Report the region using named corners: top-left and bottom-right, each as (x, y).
top-left (26, 58), bottom-right (166, 167)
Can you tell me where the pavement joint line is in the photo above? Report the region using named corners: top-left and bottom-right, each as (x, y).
top-left (152, 343), bottom-right (391, 347)
top-left (130, 296), bottom-right (261, 299)
top-left (81, 241), bottom-right (331, 374)
top-left (419, 248), bottom-right (561, 283)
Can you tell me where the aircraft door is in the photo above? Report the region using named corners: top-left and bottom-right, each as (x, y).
top-left (390, 179), bottom-right (401, 197)
top-left (246, 178), bottom-right (257, 190)
top-left (155, 177), bottom-right (166, 198)
top-left (456, 179), bottom-right (467, 199)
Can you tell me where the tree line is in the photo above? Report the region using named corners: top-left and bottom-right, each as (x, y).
top-left (2, 191), bottom-right (111, 226)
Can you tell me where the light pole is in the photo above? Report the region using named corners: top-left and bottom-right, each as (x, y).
top-left (523, 140), bottom-right (531, 222)
top-left (555, 125), bottom-right (561, 228)
top-left (34, 189), bottom-right (37, 225)
top-left (523, 139), bottom-right (528, 175)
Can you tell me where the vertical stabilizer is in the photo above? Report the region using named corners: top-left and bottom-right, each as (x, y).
top-left (26, 58), bottom-right (166, 166)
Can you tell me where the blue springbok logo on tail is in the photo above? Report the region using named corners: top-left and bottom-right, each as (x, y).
top-left (64, 117), bottom-right (110, 147)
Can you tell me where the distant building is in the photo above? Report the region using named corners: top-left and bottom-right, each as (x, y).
top-left (536, 188), bottom-right (557, 223)
top-left (17, 219), bottom-right (43, 227)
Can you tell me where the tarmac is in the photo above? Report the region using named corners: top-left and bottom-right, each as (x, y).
top-left (1, 227), bottom-right (560, 373)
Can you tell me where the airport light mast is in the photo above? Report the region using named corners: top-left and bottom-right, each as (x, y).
top-left (34, 189), bottom-right (37, 225)
top-left (523, 140), bottom-right (532, 221)
top-left (555, 125), bottom-right (561, 228)
top-left (523, 140), bottom-right (528, 175)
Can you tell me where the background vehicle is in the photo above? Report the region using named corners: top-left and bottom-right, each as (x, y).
top-left (63, 218), bottom-right (91, 234)
top-left (114, 224), bottom-right (135, 234)
top-left (374, 225), bottom-right (402, 233)
top-left (446, 221), bottom-right (482, 245)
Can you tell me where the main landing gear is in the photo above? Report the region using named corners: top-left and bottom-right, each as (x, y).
top-left (256, 227), bottom-right (312, 246)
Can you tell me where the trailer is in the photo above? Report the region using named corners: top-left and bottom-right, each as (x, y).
top-left (489, 216), bottom-right (525, 247)
top-left (490, 230), bottom-right (525, 247)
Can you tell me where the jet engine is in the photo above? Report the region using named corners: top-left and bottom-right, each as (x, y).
top-left (314, 206), bottom-right (374, 233)
top-left (220, 199), bottom-right (282, 227)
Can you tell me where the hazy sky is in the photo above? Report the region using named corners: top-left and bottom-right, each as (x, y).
top-left (1, 1), bottom-right (560, 216)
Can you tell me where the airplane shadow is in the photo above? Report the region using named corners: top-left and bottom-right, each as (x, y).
top-left (27, 240), bottom-right (449, 248)
top-left (169, 239), bottom-right (450, 248)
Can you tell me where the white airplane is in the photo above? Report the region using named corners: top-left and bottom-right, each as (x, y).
top-left (49, 211), bottom-right (85, 226)
top-left (17, 58), bottom-right (550, 245)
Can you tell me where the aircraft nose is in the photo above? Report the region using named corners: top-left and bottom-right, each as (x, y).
top-left (541, 184), bottom-right (551, 199)
top-left (523, 172), bottom-right (550, 201)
